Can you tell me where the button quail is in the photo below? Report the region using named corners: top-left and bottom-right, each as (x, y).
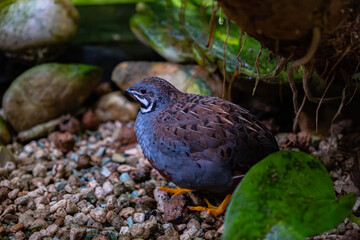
top-left (125, 77), bottom-right (279, 216)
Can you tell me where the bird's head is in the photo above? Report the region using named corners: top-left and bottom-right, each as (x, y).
top-left (124, 77), bottom-right (182, 114)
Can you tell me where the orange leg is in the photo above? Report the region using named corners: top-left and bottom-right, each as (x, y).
top-left (189, 194), bottom-right (232, 217)
top-left (158, 186), bottom-right (193, 196)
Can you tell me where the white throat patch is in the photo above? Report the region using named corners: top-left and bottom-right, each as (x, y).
top-left (136, 97), bottom-right (149, 107)
top-left (140, 101), bottom-right (154, 113)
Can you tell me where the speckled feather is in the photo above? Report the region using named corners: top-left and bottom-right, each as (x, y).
top-left (126, 77), bottom-right (278, 194)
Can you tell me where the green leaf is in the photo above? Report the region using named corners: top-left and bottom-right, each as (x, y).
top-left (223, 151), bottom-right (356, 240)
top-left (70, 0), bottom-right (154, 5)
top-left (130, 0), bottom-right (302, 83)
top-left (129, 1), bottom-right (195, 62)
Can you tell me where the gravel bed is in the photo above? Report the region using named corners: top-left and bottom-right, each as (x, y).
top-left (0, 120), bottom-right (359, 240)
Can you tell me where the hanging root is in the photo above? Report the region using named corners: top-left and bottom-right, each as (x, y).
top-left (206, 2), bottom-right (219, 48)
top-left (303, 62), bottom-right (340, 103)
top-left (293, 95), bottom-right (307, 132)
top-left (323, 45), bottom-right (351, 82)
top-left (252, 46), bottom-right (263, 95)
top-left (329, 81), bottom-right (348, 150)
top-left (236, 32), bottom-right (246, 69)
top-left (315, 74), bottom-right (335, 133)
top-left (227, 32), bottom-right (246, 100)
top-left (287, 26), bottom-right (321, 131)
top-left (346, 65), bottom-right (359, 105)
top-left (222, 17), bottom-right (231, 99)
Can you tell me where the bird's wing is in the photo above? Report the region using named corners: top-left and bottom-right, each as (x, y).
top-left (151, 95), bottom-right (277, 164)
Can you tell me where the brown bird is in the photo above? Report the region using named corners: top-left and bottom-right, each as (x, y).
top-left (125, 77), bottom-right (278, 216)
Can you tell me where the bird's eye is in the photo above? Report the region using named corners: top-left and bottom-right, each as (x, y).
top-left (139, 88), bottom-right (147, 94)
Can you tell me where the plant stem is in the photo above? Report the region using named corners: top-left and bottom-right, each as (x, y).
top-left (349, 213), bottom-right (360, 227)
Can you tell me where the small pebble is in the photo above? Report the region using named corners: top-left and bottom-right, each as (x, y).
top-left (55, 182), bottom-right (67, 191)
top-left (126, 216), bottom-right (133, 228)
top-left (124, 178), bottom-right (136, 190)
top-left (112, 153), bottom-right (126, 163)
top-left (133, 213), bottom-right (145, 223)
top-left (54, 132), bottom-right (75, 153)
top-left (69, 227), bottom-right (86, 240)
top-left (164, 194), bottom-right (189, 223)
top-left (90, 209), bottom-right (107, 223)
top-left (119, 226), bottom-right (131, 236)
top-left (10, 222), bottom-right (24, 233)
top-left (120, 172), bottom-right (130, 182)
top-left (120, 207), bottom-right (135, 219)
top-left (106, 210), bottom-right (123, 229)
top-left (32, 163), bottom-right (47, 178)
top-left (29, 232), bottom-right (42, 240)
top-left (30, 218), bottom-right (48, 230)
top-left (59, 116), bottom-right (81, 134)
top-left (165, 226), bottom-right (181, 240)
top-left (82, 109), bottom-right (99, 130)
top-left (14, 231), bottom-right (26, 240)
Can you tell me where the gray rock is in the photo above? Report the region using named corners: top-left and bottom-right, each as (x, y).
top-left (65, 200), bottom-right (78, 214)
top-left (0, 116), bottom-right (11, 145)
top-left (32, 163), bottom-right (47, 178)
top-left (133, 213), bottom-right (145, 223)
top-left (130, 223), bottom-right (145, 239)
top-left (50, 199), bottom-right (67, 213)
top-left (3, 63), bottom-right (102, 132)
top-left (14, 195), bottom-right (33, 205)
top-left (45, 224), bottom-right (59, 237)
top-left (30, 218), bottom-right (48, 230)
top-left (73, 212), bottom-right (90, 226)
top-left (69, 227), bottom-right (85, 240)
top-left (18, 212), bottom-right (35, 228)
top-left (154, 187), bottom-right (170, 213)
top-left (165, 226), bottom-right (181, 240)
top-left (0, 0), bottom-right (79, 61)
top-left (106, 210), bottom-right (123, 229)
top-left (28, 232), bottom-right (42, 240)
top-left (111, 61), bottom-right (222, 96)
top-left (14, 231), bottom-right (26, 240)
top-left (90, 209), bottom-right (107, 223)
top-left (0, 146), bottom-right (14, 168)
top-left (119, 226), bottom-right (131, 236)
top-left (119, 207), bottom-right (135, 219)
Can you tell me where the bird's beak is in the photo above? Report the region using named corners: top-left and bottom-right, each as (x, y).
top-left (124, 88), bottom-right (137, 101)
top-left (124, 88), bottom-right (134, 97)
top-left (123, 88), bottom-right (132, 96)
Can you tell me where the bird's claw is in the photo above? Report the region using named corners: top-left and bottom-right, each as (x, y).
top-left (188, 194), bottom-right (233, 217)
top-left (158, 186), bottom-right (193, 196)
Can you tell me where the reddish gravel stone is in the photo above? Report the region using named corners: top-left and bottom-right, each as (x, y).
top-left (54, 132), bottom-right (75, 153)
top-left (164, 195), bottom-right (189, 223)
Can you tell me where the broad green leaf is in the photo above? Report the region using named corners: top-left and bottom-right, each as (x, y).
top-left (223, 151), bottom-right (356, 240)
top-left (130, 0), bottom-right (302, 83)
top-left (70, 0), bottom-right (153, 5)
top-left (129, 1), bottom-right (195, 62)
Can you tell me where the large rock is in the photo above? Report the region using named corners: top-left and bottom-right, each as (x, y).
top-left (111, 61), bottom-right (222, 97)
top-left (0, 146), bottom-right (14, 168)
top-left (0, 0), bottom-right (79, 61)
top-left (95, 91), bottom-right (139, 122)
top-left (0, 116), bottom-right (11, 145)
top-left (3, 63), bottom-right (102, 132)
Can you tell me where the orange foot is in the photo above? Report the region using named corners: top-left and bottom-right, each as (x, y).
top-left (158, 186), bottom-right (193, 196)
top-left (189, 194), bottom-right (232, 217)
